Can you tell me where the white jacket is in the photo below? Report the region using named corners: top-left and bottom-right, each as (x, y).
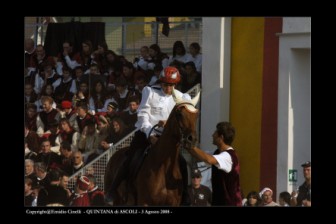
top-left (135, 85), bottom-right (191, 137)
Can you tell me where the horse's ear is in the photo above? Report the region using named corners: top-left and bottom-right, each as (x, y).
top-left (190, 90), bottom-right (201, 107)
top-left (172, 88), bottom-right (184, 104)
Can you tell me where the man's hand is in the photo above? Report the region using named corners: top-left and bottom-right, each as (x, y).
top-left (302, 200), bottom-right (311, 207)
top-left (158, 120), bottom-right (167, 127)
top-left (182, 137), bottom-right (197, 150)
top-left (149, 135), bottom-right (158, 145)
top-left (63, 49), bottom-right (69, 57)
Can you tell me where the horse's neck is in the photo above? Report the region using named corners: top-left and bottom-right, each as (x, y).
top-left (153, 116), bottom-right (180, 163)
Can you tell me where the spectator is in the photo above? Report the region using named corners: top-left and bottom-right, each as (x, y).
top-left (25, 121), bottom-right (40, 153)
top-left (260, 187), bottom-right (279, 206)
top-left (92, 41), bottom-right (109, 72)
top-left (25, 103), bottom-right (38, 132)
top-left (36, 96), bottom-right (61, 137)
top-left (56, 40), bottom-right (81, 72)
top-left (291, 161), bottom-right (311, 207)
top-left (59, 141), bottom-right (73, 176)
top-left (75, 102), bottom-right (94, 133)
top-left (96, 115), bottom-right (111, 143)
top-left (70, 151), bottom-right (85, 175)
top-left (25, 83), bottom-right (38, 106)
top-left (87, 174), bottom-right (105, 206)
top-left (168, 40), bottom-right (189, 64)
top-left (244, 191), bottom-right (262, 206)
top-left (187, 169), bottom-right (212, 206)
top-left (88, 63), bottom-right (106, 91)
top-left (47, 120), bottom-right (61, 154)
top-left (181, 61), bottom-right (201, 93)
top-left (36, 63), bottom-right (61, 94)
top-left (183, 121), bottom-right (242, 206)
top-left (104, 102), bottom-right (119, 123)
top-left (70, 175), bottom-right (91, 206)
top-left (111, 77), bottom-right (133, 112)
top-left (34, 162), bottom-right (50, 188)
top-left (148, 44), bottom-right (169, 69)
top-left (59, 172), bottom-right (72, 199)
top-left (57, 118), bottom-right (80, 151)
top-left (25, 140), bottom-right (37, 161)
top-left (122, 61), bottom-right (136, 88)
top-left (31, 185), bottom-right (42, 207)
top-left (35, 84), bottom-right (57, 112)
top-left (86, 140), bottom-right (112, 164)
top-left (24, 38), bottom-right (36, 72)
top-left (119, 96), bottom-right (139, 130)
top-left (35, 139), bottom-right (61, 171)
top-left (78, 120), bottom-right (99, 161)
top-left (74, 66), bottom-right (87, 90)
top-left (79, 40), bottom-right (94, 74)
top-left (53, 66), bottom-right (77, 104)
top-left (37, 169), bottom-right (69, 206)
top-left (25, 159), bottom-right (37, 187)
top-left (279, 191), bottom-right (291, 207)
top-left (133, 46), bottom-right (151, 71)
top-left (187, 42), bottom-right (202, 73)
top-left (148, 64), bottom-right (163, 86)
top-left (133, 73), bottom-right (148, 100)
top-left (31, 45), bottom-right (55, 85)
top-left (24, 177), bottom-right (35, 206)
top-left (60, 100), bottom-right (79, 132)
top-left (104, 50), bottom-right (123, 90)
top-left (73, 81), bottom-right (89, 105)
top-left (89, 80), bottom-right (108, 114)
top-left (105, 117), bottom-right (130, 144)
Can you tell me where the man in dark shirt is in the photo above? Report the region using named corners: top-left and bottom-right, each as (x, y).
top-left (291, 161), bottom-right (311, 206)
top-left (37, 169), bottom-right (69, 206)
top-left (188, 169), bottom-right (212, 206)
top-left (183, 121), bottom-right (242, 206)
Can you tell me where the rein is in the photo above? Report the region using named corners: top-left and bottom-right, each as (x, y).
top-left (174, 102), bottom-right (198, 148)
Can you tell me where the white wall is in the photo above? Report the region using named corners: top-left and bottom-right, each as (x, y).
top-left (283, 17), bottom-right (311, 33)
top-left (277, 18), bottom-right (311, 197)
top-left (199, 17), bottom-right (231, 188)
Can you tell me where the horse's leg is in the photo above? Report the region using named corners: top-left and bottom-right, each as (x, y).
top-left (107, 156), bottom-right (129, 203)
top-left (179, 155), bottom-right (190, 206)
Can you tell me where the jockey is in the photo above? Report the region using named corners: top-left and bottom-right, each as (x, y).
top-left (107, 66), bottom-right (191, 205)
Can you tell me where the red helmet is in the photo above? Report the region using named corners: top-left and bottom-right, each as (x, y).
top-left (159, 66), bottom-right (181, 84)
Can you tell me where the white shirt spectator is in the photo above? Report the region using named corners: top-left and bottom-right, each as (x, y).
top-left (168, 54), bottom-right (190, 65)
top-left (186, 53), bottom-right (202, 73)
top-left (134, 56), bottom-right (150, 71)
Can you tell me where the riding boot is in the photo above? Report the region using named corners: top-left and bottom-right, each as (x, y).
top-left (179, 155), bottom-right (191, 206)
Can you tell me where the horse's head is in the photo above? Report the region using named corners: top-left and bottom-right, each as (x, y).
top-left (171, 89), bottom-right (201, 145)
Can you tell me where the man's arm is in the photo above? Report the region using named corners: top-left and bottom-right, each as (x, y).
top-left (186, 146), bottom-right (218, 166)
top-left (137, 87), bottom-right (153, 137)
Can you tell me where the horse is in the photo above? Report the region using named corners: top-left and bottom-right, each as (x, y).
top-left (104, 89), bottom-right (200, 206)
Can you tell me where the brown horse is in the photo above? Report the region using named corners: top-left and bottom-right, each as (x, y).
top-left (104, 89), bottom-right (200, 206)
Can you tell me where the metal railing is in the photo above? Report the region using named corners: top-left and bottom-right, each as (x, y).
top-left (67, 83), bottom-right (201, 192)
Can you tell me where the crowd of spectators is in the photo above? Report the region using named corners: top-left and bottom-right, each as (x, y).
top-left (24, 38), bottom-right (202, 206)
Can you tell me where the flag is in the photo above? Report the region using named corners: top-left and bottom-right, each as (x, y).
top-left (156, 17), bottom-right (170, 37)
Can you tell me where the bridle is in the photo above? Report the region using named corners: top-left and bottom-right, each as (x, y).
top-left (174, 102), bottom-right (198, 146)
